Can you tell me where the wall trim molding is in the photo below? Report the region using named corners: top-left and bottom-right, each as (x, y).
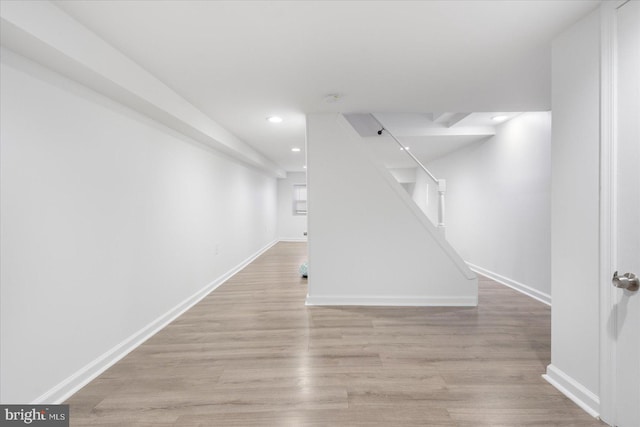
top-left (305, 295), bottom-right (477, 307)
top-left (466, 262), bottom-right (551, 306)
top-left (598, 2), bottom-right (625, 424)
top-left (278, 237), bottom-right (308, 242)
top-left (543, 364), bottom-right (600, 418)
top-left (34, 239), bottom-right (279, 404)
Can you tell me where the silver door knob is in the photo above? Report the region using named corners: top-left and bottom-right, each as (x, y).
top-left (612, 271), bottom-right (639, 292)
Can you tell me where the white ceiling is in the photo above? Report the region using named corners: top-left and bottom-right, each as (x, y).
top-left (53, 0), bottom-right (600, 172)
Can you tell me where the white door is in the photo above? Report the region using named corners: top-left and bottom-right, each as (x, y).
top-left (613, 1), bottom-right (640, 426)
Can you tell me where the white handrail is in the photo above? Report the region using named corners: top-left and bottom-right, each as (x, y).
top-left (371, 114), bottom-right (446, 234)
top-left (371, 114), bottom-right (439, 184)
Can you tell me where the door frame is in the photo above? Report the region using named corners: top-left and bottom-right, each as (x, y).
top-left (599, 1), bottom-right (630, 425)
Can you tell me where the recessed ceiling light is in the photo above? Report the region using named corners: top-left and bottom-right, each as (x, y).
top-left (267, 116), bottom-right (283, 123)
top-left (291, 147), bottom-right (301, 152)
top-left (303, 165), bottom-right (307, 169)
top-left (492, 115), bottom-right (508, 121)
top-left (400, 147), bottom-right (410, 151)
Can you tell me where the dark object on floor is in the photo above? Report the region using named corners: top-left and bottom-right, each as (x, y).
top-left (299, 262), bottom-right (308, 278)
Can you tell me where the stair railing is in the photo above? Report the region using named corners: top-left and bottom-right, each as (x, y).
top-left (371, 114), bottom-right (447, 235)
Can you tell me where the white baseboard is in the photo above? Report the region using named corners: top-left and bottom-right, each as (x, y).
top-left (278, 237), bottom-right (307, 242)
top-left (466, 262), bottom-right (551, 306)
top-left (543, 364), bottom-right (600, 418)
top-left (35, 239), bottom-right (279, 404)
top-left (305, 295), bottom-right (477, 307)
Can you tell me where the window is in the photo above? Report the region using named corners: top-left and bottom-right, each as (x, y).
top-left (293, 184), bottom-right (307, 215)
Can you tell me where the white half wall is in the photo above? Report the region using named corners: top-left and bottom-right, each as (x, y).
top-left (387, 167), bottom-right (433, 223)
top-left (425, 112), bottom-right (552, 304)
top-left (412, 167), bottom-right (433, 223)
top-left (387, 167), bottom-right (416, 183)
top-left (547, 7), bottom-right (602, 415)
top-left (0, 49), bottom-right (277, 403)
top-left (277, 172), bottom-right (308, 241)
top-left (306, 113), bottom-right (477, 306)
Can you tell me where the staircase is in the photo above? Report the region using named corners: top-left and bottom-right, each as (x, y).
top-left (370, 113), bottom-right (448, 236)
top-left (305, 113), bottom-right (477, 307)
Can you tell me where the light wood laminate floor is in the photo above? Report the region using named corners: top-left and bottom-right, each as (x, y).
top-left (67, 242), bottom-right (605, 426)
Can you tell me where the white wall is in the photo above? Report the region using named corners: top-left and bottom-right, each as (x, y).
top-left (277, 172), bottom-right (308, 241)
top-left (0, 49), bottom-right (277, 403)
top-left (387, 167), bottom-right (416, 184)
top-left (545, 7), bottom-right (602, 414)
top-left (0, 0), bottom-right (284, 177)
top-left (412, 168), bottom-right (432, 223)
top-left (425, 112), bottom-right (552, 303)
top-left (306, 113), bottom-right (477, 306)
top-left (388, 167), bottom-right (432, 224)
